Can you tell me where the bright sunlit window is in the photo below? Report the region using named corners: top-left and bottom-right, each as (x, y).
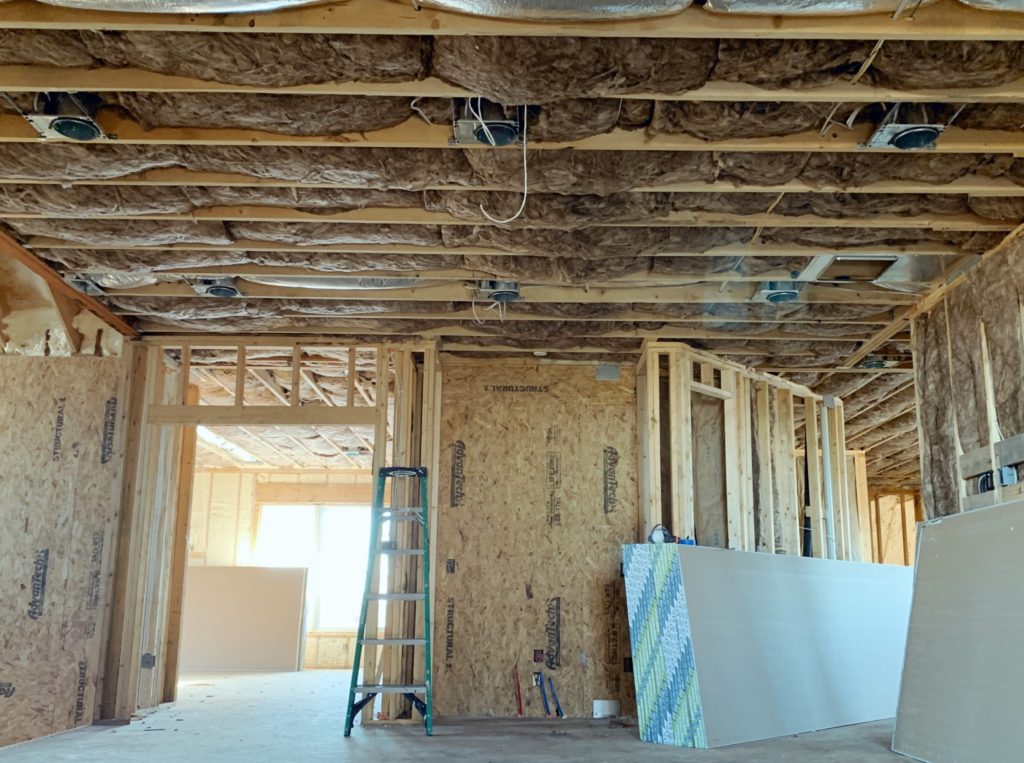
top-left (252, 504), bottom-right (373, 631)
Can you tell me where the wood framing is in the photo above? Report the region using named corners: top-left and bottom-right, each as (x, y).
top-left (4, 114), bottom-right (1024, 153)
top-left (637, 340), bottom-right (856, 559)
top-left (0, 229), bottom-right (138, 337)
top-left (160, 383), bottom-right (198, 704)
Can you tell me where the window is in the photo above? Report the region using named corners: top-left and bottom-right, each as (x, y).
top-left (253, 503), bottom-right (372, 631)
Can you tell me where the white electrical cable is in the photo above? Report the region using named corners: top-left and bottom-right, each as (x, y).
top-left (467, 97), bottom-right (497, 147)
top-left (410, 96), bottom-right (432, 124)
top-left (480, 104), bottom-right (529, 225)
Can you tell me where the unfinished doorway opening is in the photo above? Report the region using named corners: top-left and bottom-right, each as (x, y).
top-left (100, 339), bottom-right (440, 729)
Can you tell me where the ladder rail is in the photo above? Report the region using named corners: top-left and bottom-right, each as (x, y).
top-left (344, 467), bottom-right (432, 738)
top-left (420, 474), bottom-right (433, 736)
top-left (343, 470), bottom-right (388, 737)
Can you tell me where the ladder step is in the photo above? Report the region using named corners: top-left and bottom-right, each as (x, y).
top-left (361, 638), bottom-right (426, 646)
top-left (380, 466), bottom-right (427, 479)
top-left (355, 684), bottom-right (427, 694)
top-left (368, 593), bottom-right (425, 601)
top-left (380, 508), bottom-right (425, 519)
top-left (379, 548), bottom-right (425, 556)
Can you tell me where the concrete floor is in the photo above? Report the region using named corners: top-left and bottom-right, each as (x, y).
top-left (0, 671), bottom-right (906, 762)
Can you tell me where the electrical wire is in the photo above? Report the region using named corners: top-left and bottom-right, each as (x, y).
top-left (480, 104), bottom-right (529, 225)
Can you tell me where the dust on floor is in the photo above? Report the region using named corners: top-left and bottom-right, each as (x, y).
top-left (0, 671), bottom-right (903, 763)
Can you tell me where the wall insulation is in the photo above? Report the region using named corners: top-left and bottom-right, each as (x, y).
top-left (434, 361), bottom-right (637, 718)
top-left (913, 232), bottom-right (1024, 517)
top-left (0, 357), bottom-right (126, 747)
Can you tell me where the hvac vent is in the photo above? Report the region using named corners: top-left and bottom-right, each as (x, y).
top-left (19, 93), bottom-right (112, 142)
top-left (753, 281), bottom-right (804, 304)
top-left (191, 277), bottom-right (241, 298)
top-left (864, 104), bottom-right (945, 150)
top-left (858, 359), bottom-right (899, 369)
top-left (452, 98), bottom-right (521, 147)
top-left (478, 280), bottom-right (521, 302)
top-left (66, 275), bottom-right (106, 297)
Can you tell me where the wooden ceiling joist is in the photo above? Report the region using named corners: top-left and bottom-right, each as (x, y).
top-left (129, 264), bottom-right (908, 284)
top-left (9, 170), bottom-right (1024, 197)
top-left (7, 114), bottom-right (1024, 154)
top-left (0, 0), bottom-right (1016, 40)
top-left (103, 280), bottom-right (919, 304)
top-left (129, 322), bottom-right (891, 343)
top-left (124, 308), bottom-right (894, 326)
top-left (25, 240), bottom-right (962, 259)
top-left (2, 206), bottom-right (1013, 232)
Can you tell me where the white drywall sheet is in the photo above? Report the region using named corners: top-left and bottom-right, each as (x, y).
top-left (180, 566), bottom-right (307, 672)
top-left (623, 544), bottom-right (913, 747)
top-left (893, 499), bottom-right (1024, 763)
top-left (683, 546), bottom-right (913, 747)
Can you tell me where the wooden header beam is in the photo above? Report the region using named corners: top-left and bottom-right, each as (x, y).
top-left (146, 403), bottom-right (378, 427)
top-left (0, 229), bottom-right (138, 336)
top-left (0, 0), bottom-right (1017, 40)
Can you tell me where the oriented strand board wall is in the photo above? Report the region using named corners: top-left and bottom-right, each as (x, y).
top-left (0, 357), bottom-right (126, 747)
top-left (914, 233), bottom-right (1024, 517)
top-left (435, 361), bottom-right (638, 718)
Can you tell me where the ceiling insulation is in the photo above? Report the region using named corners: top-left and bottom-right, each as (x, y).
top-left (2, 20), bottom-right (1012, 486)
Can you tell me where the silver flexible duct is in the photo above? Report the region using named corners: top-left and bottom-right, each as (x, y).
top-left (704, 0), bottom-right (936, 12)
top-left (416, 0), bottom-right (690, 20)
top-left (34, 0), bottom-right (324, 13)
top-left (243, 276), bottom-right (447, 290)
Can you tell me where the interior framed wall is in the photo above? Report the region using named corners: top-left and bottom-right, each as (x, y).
top-left (637, 340), bottom-right (859, 560)
top-left (99, 338), bottom-right (427, 723)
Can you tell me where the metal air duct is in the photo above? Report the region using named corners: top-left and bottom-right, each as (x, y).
top-left (416, 0), bottom-right (690, 20)
top-left (243, 276), bottom-right (445, 290)
top-left (703, 0), bottom-right (936, 12)
top-left (35, 0), bottom-right (324, 12)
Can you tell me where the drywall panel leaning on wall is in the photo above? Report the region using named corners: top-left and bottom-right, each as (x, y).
top-left (623, 543), bottom-right (913, 748)
top-left (179, 567), bottom-right (307, 672)
top-left (893, 498), bottom-right (1024, 763)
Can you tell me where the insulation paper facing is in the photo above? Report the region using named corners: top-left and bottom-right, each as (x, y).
top-left (416, 0), bottom-right (690, 19)
top-left (704, 0), bottom-right (936, 12)
top-left (34, 0), bottom-right (325, 12)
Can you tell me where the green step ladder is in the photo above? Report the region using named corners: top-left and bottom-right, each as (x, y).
top-left (344, 466), bottom-right (432, 737)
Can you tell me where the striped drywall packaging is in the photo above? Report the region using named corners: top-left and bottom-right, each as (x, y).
top-left (622, 543), bottom-right (706, 748)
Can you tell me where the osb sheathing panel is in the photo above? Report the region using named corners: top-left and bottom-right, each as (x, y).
top-left (434, 362), bottom-right (637, 718)
top-left (0, 357), bottom-right (125, 747)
